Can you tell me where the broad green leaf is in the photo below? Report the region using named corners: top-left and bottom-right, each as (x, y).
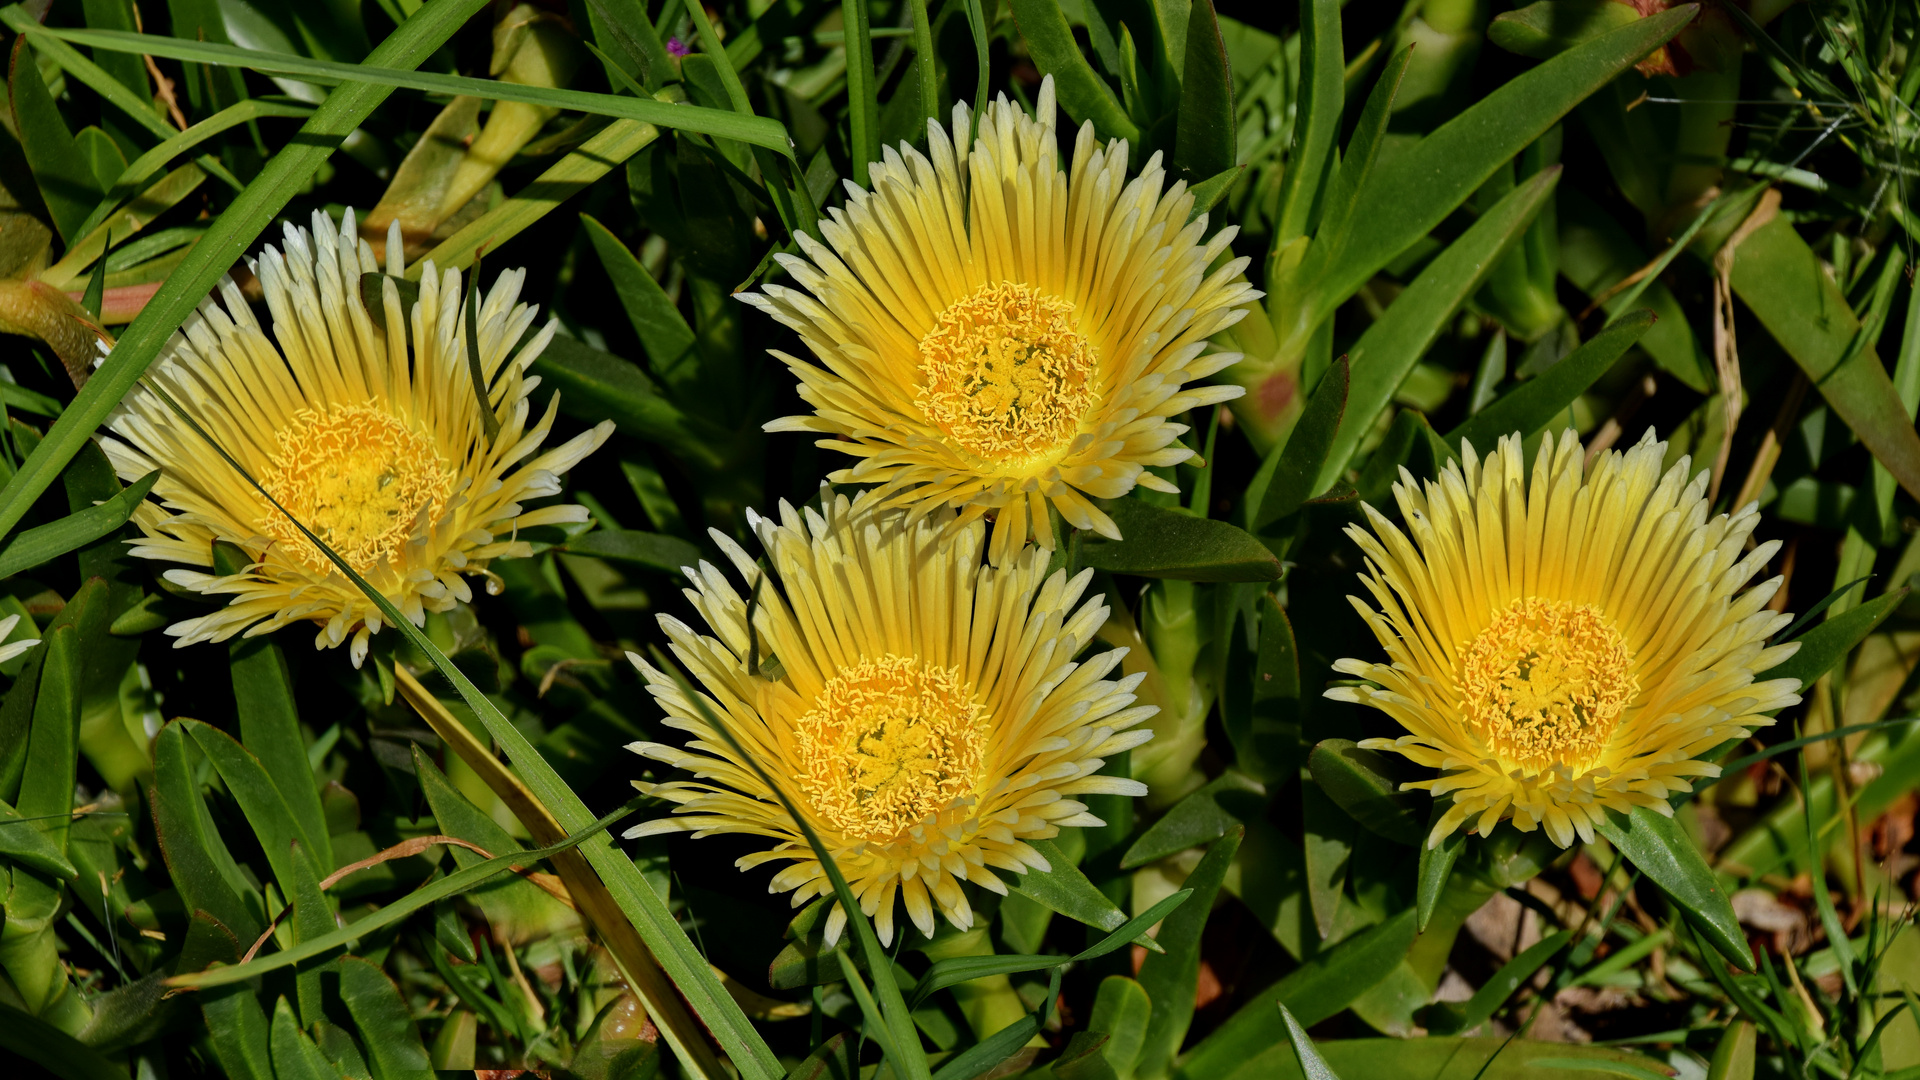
top-left (1558, 190), bottom-right (1711, 391)
top-left (413, 746), bottom-right (579, 943)
top-left (188, 917), bottom-right (275, 1080)
top-left (1121, 773), bottom-right (1264, 869)
top-left (0, 797), bottom-right (76, 879)
top-left (1317, 172), bottom-right (1559, 490)
top-left (1009, 837), bottom-right (1156, 950)
top-left (1425, 930), bottom-right (1571, 1035)
top-left (1171, 0), bottom-right (1234, 180)
top-left (1311, 45), bottom-right (1414, 274)
top-left (1088, 977), bottom-right (1151, 1080)
top-left (1053, 1032), bottom-right (1122, 1080)
top-left (167, 802), bottom-right (633, 990)
top-left (151, 721), bottom-right (264, 942)
top-left (1301, 780), bottom-right (1353, 942)
top-left (334, 956), bottom-right (436, 1080)
top-left (0, 1001), bottom-right (130, 1080)
top-left (1445, 310), bottom-right (1655, 454)
top-left (1279, 1004), bottom-right (1342, 1080)
top-left (41, 162), bottom-right (210, 288)
top-left (1308, 740), bottom-right (1423, 847)
top-left (1186, 165), bottom-right (1242, 222)
top-left (227, 630), bottom-right (331, 870)
top-left (1274, 0), bottom-right (1342, 250)
top-left (271, 997), bottom-right (338, 1080)
top-left (1007, 0), bottom-right (1139, 143)
top-left (564, 530), bottom-right (703, 574)
top-left (1257, 356), bottom-right (1348, 529)
top-left (0, 472), bottom-right (156, 581)
top-left (1594, 805), bottom-right (1753, 971)
top-left (1079, 498), bottom-right (1282, 582)
top-left (531, 336), bottom-right (720, 465)
top-left (1136, 828), bottom-right (1242, 1080)
top-left (1758, 588), bottom-right (1905, 693)
top-left (580, 213), bottom-right (699, 382)
top-left (1706, 1021), bottom-right (1756, 1080)
top-left (1730, 214), bottom-right (1920, 505)
top-left (581, 0), bottom-right (674, 93)
top-left (784, 1032), bottom-right (859, 1080)
top-left (1298, 7), bottom-right (1695, 328)
top-left (911, 891), bottom-right (1189, 1009)
top-left (926, 973), bottom-right (1053, 1080)
top-left (1415, 805), bottom-right (1466, 932)
top-left (8, 39), bottom-right (100, 243)
top-left (1174, 910), bottom-right (1418, 1079)
top-left (181, 719), bottom-right (313, 911)
top-left (0, 0), bottom-right (489, 563)
top-left (1490, 0), bottom-right (1639, 59)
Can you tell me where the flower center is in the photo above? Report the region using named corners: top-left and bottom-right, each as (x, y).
top-left (794, 654), bottom-right (986, 842)
top-left (916, 281), bottom-right (1096, 464)
top-left (259, 403), bottom-right (452, 575)
top-left (1458, 597), bottom-right (1638, 771)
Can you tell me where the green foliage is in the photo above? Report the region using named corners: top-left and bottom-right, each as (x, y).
top-left (3, 0), bottom-right (1920, 1076)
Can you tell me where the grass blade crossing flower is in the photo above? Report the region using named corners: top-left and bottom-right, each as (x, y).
top-left (102, 210), bottom-right (612, 665)
top-left (625, 492), bottom-right (1154, 945)
top-left (744, 77), bottom-right (1260, 565)
top-left (1328, 430), bottom-right (1803, 848)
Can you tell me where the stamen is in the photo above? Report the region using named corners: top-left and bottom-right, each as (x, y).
top-left (259, 402), bottom-right (451, 574)
top-left (1458, 597), bottom-right (1638, 772)
top-left (917, 282), bottom-right (1095, 465)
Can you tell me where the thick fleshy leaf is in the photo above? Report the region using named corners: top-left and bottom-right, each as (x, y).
top-left (0, 1001), bottom-right (131, 1080)
top-left (530, 336), bottom-right (720, 463)
top-left (1255, 356), bottom-right (1348, 529)
top-left (1758, 588), bottom-right (1906, 694)
top-left (1415, 804), bottom-right (1467, 932)
top-left (1171, 0), bottom-right (1234, 180)
top-left (1087, 976), bottom-right (1151, 1080)
top-left (1729, 216), bottom-right (1920, 504)
top-left (1274, 0), bottom-right (1342, 249)
top-left (1316, 173), bottom-right (1558, 491)
top-left (1424, 930), bottom-right (1571, 1035)
top-left (8, 39), bottom-right (101, 243)
top-left (1186, 1036), bottom-right (1670, 1080)
top-left (1594, 806), bottom-right (1753, 971)
top-left (1007, 0), bottom-right (1139, 143)
top-left (580, 213), bottom-right (700, 384)
top-left (1010, 838), bottom-right (1157, 950)
top-left (1135, 828), bottom-right (1242, 1080)
top-left (227, 630), bottom-right (331, 871)
top-left (1489, 0), bottom-right (1640, 59)
top-left (0, 472), bottom-right (157, 580)
top-left (1444, 310), bottom-right (1655, 454)
top-left (0, 797), bottom-right (75, 879)
top-left (1308, 740), bottom-right (1424, 847)
top-left (1120, 772), bottom-right (1264, 868)
top-left (334, 956), bottom-right (436, 1080)
top-left (1279, 1004), bottom-right (1342, 1080)
top-left (1706, 1021), bottom-right (1756, 1080)
top-left (150, 722), bottom-right (264, 942)
top-left (564, 530), bottom-right (704, 575)
top-left (1296, 7), bottom-right (1695, 326)
top-left (1174, 910), bottom-right (1418, 1078)
top-left (1079, 499), bottom-right (1281, 582)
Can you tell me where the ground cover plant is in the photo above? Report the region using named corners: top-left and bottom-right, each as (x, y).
top-left (3, 0), bottom-right (1920, 1076)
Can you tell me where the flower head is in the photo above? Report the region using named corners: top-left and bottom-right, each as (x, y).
top-left (624, 493), bottom-right (1154, 945)
top-left (1328, 430), bottom-right (1802, 849)
top-left (745, 78), bottom-right (1259, 565)
top-left (103, 209), bottom-right (612, 666)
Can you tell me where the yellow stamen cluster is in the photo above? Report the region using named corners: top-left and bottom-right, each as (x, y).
top-left (1459, 597), bottom-right (1638, 772)
top-left (917, 283), bottom-right (1095, 464)
top-left (258, 402), bottom-right (453, 574)
top-left (793, 654), bottom-right (986, 841)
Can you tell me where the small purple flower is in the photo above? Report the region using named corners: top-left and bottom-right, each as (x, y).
top-left (666, 36), bottom-right (690, 57)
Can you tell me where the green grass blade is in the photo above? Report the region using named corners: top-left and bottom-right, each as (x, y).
top-left (27, 25), bottom-right (796, 156)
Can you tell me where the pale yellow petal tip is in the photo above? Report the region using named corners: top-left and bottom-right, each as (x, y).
top-left (1340, 426), bottom-right (1795, 843)
top-left (105, 208), bottom-right (603, 659)
top-left (631, 495), bottom-right (1143, 940)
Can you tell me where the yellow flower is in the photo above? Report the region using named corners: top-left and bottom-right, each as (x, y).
top-left (103, 210), bottom-right (612, 666)
top-left (624, 492), bottom-right (1153, 945)
top-left (1327, 430), bottom-right (1802, 849)
top-left (745, 78), bottom-right (1259, 565)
